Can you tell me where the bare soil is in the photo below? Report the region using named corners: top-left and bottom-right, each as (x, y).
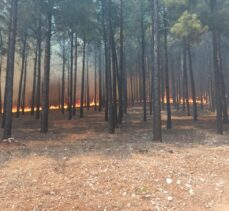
top-left (0, 107), bottom-right (229, 211)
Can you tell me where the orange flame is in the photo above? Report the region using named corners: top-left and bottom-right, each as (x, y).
top-left (162, 97), bottom-right (207, 105)
top-left (11, 100), bottom-right (98, 113)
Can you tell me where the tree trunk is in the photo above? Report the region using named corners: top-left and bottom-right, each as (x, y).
top-left (80, 39), bottom-right (86, 118)
top-left (67, 55), bottom-right (70, 112)
top-left (218, 37), bottom-right (228, 123)
top-left (207, 44), bottom-right (215, 112)
top-left (98, 45), bottom-right (103, 112)
top-left (0, 54), bottom-right (2, 114)
top-left (123, 60), bottom-right (127, 114)
top-left (35, 14), bottom-right (42, 120)
top-left (130, 71), bottom-right (134, 106)
top-left (73, 34), bottom-right (78, 116)
top-left (187, 41), bottom-right (198, 121)
top-left (94, 48), bottom-right (97, 111)
top-left (160, 55), bottom-right (165, 111)
top-left (108, 0), bottom-right (115, 133)
top-left (210, 0), bottom-right (223, 134)
top-left (102, 0), bottom-right (109, 121)
top-left (68, 30), bottom-right (74, 120)
top-left (152, 0), bottom-right (162, 142)
top-left (141, 0), bottom-right (147, 122)
top-left (163, 6), bottom-right (172, 129)
top-left (147, 57), bottom-right (152, 115)
top-left (183, 39), bottom-right (190, 116)
top-left (2, 0), bottom-right (18, 139)
top-left (41, 0), bottom-right (53, 133)
top-left (171, 58), bottom-right (177, 109)
top-left (118, 0), bottom-right (124, 123)
top-left (16, 37), bottom-right (27, 118)
top-left (22, 53), bottom-right (28, 115)
top-left (61, 40), bottom-right (66, 114)
top-left (31, 43), bottom-right (38, 115)
top-left (86, 51), bottom-right (90, 111)
top-left (21, 55), bottom-right (28, 115)
top-left (110, 29), bottom-right (118, 126)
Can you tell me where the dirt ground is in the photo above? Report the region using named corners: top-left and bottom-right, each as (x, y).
top-left (0, 107), bottom-right (229, 211)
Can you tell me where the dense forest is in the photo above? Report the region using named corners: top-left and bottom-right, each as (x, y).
top-left (1, 0), bottom-right (229, 210)
top-left (0, 0), bottom-right (229, 140)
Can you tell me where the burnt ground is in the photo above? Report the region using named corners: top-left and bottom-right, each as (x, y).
top-left (0, 107), bottom-right (229, 211)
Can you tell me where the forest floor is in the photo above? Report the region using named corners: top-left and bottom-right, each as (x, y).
top-left (0, 107), bottom-right (229, 211)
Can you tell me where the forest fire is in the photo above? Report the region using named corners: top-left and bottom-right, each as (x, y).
top-left (179, 97), bottom-right (207, 105)
top-left (10, 97), bottom-right (208, 114)
top-left (11, 101), bottom-right (98, 113)
top-left (162, 97), bottom-right (207, 105)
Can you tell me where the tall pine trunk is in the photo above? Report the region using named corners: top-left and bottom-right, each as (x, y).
top-left (0, 54), bottom-right (2, 114)
top-left (171, 58), bottom-right (177, 109)
top-left (22, 54), bottom-right (28, 115)
top-left (41, 0), bottom-right (53, 133)
top-left (187, 42), bottom-right (197, 121)
top-left (108, 0), bottom-right (115, 133)
top-left (86, 52), bottom-right (90, 111)
top-left (102, 0), bottom-right (109, 121)
top-left (118, 0), bottom-right (124, 123)
top-left (210, 0), bottom-right (223, 134)
top-left (35, 14), bottom-right (42, 120)
top-left (141, 0), bottom-right (147, 122)
top-left (98, 45), bottom-right (103, 112)
top-left (110, 30), bottom-right (118, 126)
top-left (94, 48), bottom-right (97, 111)
top-left (16, 37), bottom-right (27, 118)
top-left (152, 0), bottom-right (162, 141)
top-left (61, 40), bottom-right (66, 114)
top-left (2, 0), bottom-right (18, 139)
top-left (183, 39), bottom-right (190, 116)
top-left (31, 43), bottom-right (38, 115)
top-left (163, 6), bottom-right (172, 129)
top-left (218, 38), bottom-right (228, 123)
top-left (68, 30), bottom-right (74, 120)
top-left (80, 39), bottom-right (86, 118)
top-left (73, 34), bottom-right (78, 116)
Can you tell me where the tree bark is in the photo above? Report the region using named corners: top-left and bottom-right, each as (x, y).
top-left (16, 37), bottom-right (27, 118)
top-left (86, 51), bottom-right (90, 111)
top-left (108, 0), bottom-right (115, 133)
top-left (22, 53), bottom-right (28, 115)
top-left (31, 43), bottom-right (38, 115)
top-left (118, 0), bottom-right (124, 123)
top-left (163, 6), bottom-right (172, 129)
top-left (141, 0), bottom-right (147, 122)
top-left (187, 41), bottom-right (198, 121)
top-left (110, 28), bottom-right (118, 126)
top-left (171, 58), bottom-right (177, 109)
top-left (152, 0), bottom-right (162, 142)
top-left (61, 40), bottom-right (66, 114)
top-left (68, 30), bottom-right (74, 120)
top-left (94, 48), bottom-right (97, 111)
top-left (0, 54), bottom-right (2, 115)
top-left (35, 14), bottom-right (42, 120)
top-left (183, 39), bottom-right (190, 116)
top-left (210, 0), bottom-right (223, 134)
top-left (98, 45), bottom-right (103, 112)
top-left (41, 0), bottom-right (53, 133)
top-left (3, 0), bottom-right (18, 139)
top-left (73, 34), bottom-right (78, 116)
top-left (218, 37), bottom-right (228, 123)
top-left (102, 0), bottom-right (109, 121)
top-left (80, 39), bottom-right (86, 118)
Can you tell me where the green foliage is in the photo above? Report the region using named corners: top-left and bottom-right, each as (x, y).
top-left (55, 0), bottom-right (98, 41)
top-left (171, 10), bottom-right (208, 43)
